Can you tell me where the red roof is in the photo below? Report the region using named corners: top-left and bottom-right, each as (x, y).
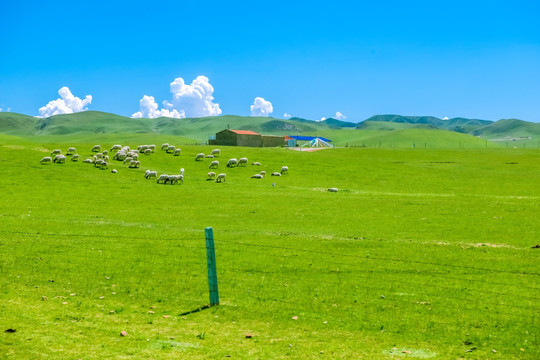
top-left (229, 130), bottom-right (260, 135)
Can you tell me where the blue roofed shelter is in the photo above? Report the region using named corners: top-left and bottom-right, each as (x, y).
top-left (288, 135), bottom-right (333, 148)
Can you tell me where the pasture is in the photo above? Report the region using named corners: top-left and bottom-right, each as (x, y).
top-left (0, 135), bottom-right (539, 359)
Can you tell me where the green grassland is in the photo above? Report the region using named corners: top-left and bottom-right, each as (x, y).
top-left (0, 133), bottom-right (539, 359)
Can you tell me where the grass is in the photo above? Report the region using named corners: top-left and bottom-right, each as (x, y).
top-left (0, 134), bottom-right (539, 359)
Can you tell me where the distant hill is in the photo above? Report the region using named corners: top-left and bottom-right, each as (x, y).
top-left (0, 111), bottom-right (537, 146)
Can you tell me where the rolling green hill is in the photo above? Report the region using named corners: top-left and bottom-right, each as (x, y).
top-left (0, 111), bottom-right (537, 148)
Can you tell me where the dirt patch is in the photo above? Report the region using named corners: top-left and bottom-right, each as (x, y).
top-left (2, 145), bottom-right (25, 150)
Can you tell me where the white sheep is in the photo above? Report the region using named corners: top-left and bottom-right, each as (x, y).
top-left (104, 155), bottom-right (109, 162)
top-left (66, 147), bottom-right (76, 155)
top-left (98, 161), bottom-right (109, 170)
top-left (123, 156), bottom-right (133, 164)
top-left (83, 159), bottom-right (93, 164)
top-left (144, 148), bottom-right (152, 155)
top-left (260, 171), bottom-right (266, 176)
top-left (102, 150), bottom-right (109, 156)
top-left (40, 156), bottom-right (52, 165)
top-left (114, 152), bottom-right (127, 161)
top-left (145, 170), bottom-right (157, 179)
top-left (271, 172), bottom-right (281, 176)
top-left (328, 188), bottom-right (338, 192)
top-left (51, 149), bottom-right (62, 156)
top-left (110, 144), bottom-right (122, 152)
top-left (281, 166), bottom-right (289, 174)
top-left (251, 174), bottom-right (263, 179)
top-left (95, 152), bottom-right (104, 159)
top-left (156, 174), bottom-right (169, 184)
top-left (216, 173), bottom-right (226, 183)
top-left (91, 145), bottom-right (101, 152)
top-left (173, 148), bottom-right (181, 156)
top-left (207, 171), bottom-right (216, 179)
top-left (226, 158), bottom-right (238, 168)
top-left (238, 157), bottom-right (248, 167)
top-left (111, 169), bottom-right (118, 173)
top-left (211, 149), bottom-right (220, 157)
top-left (251, 162), bottom-right (261, 166)
top-left (205, 154), bottom-right (214, 158)
top-left (180, 168), bottom-right (185, 176)
top-left (209, 160), bottom-right (219, 169)
top-left (53, 154), bottom-right (66, 164)
top-left (166, 174), bottom-right (184, 185)
top-left (166, 145), bottom-right (176, 154)
top-left (195, 153), bottom-right (205, 161)
top-left (71, 154), bottom-right (80, 161)
top-left (161, 143), bottom-right (169, 150)
top-left (128, 160), bottom-right (141, 168)
top-left (148, 144), bottom-right (156, 152)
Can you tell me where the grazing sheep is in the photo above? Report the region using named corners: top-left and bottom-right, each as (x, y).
top-left (51, 149), bottom-right (62, 156)
top-left (40, 156), bottom-right (52, 165)
top-left (110, 144), bottom-right (122, 152)
top-left (226, 158), bottom-right (238, 168)
top-left (156, 174), bottom-right (169, 184)
top-left (53, 154), bottom-right (66, 164)
top-left (111, 169), bottom-right (118, 173)
top-left (128, 160), bottom-right (141, 168)
top-left (207, 171), bottom-right (216, 179)
top-left (166, 174), bottom-right (184, 185)
top-left (195, 153), bottom-right (205, 161)
top-left (328, 188), bottom-right (338, 192)
top-left (271, 172), bottom-right (281, 176)
top-left (238, 157), bottom-right (248, 166)
top-left (211, 149), bottom-right (220, 157)
top-left (260, 171), bottom-right (266, 176)
top-left (95, 152), bottom-right (103, 159)
top-left (114, 152), bottom-right (127, 161)
top-left (91, 145), bottom-right (101, 152)
top-left (166, 145), bottom-right (176, 154)
top-left (102, 150), bottom-right (108, 156)
top-left (205, 154), bottom-right (214, 158)
top-left (180, 168), bottom-right (185, 176)
top-left (144, 148), bottom-right (152, 155)
top-left (104, 155), bottom-right (109, 162)
top-left (98, 161), bottom-right (109, 170)
top-left (173, 148), bottom-right (181, 156)
top-left (209, 160), bottom-right (219, 169)
top-left (66, 147), bottom-right (76, 155)
top-left (251, 162), bottom-right (261, 166)
top-left (83, 159), bottom-right (94, 164)
top-left (216, 173), bottom-right (226, 183)
top-left (281, 166), bottom-right (289, 174)
top-left (71, 154), bottom-right (80, 161)
top-left (148, 144), bottom-right (156, 152)
top-left (123, 156), bottom-right (133, 164)
top-left (145, 170), bottom-right (157, 179)
top-left (161, 143), bottom-right (169, 150)
top-left (251, 174), bottom-right (263, 179)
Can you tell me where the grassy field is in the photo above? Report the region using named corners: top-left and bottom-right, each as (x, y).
top-left (0, 134), bottom-right (539, 359)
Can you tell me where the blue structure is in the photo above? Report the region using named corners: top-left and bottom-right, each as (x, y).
top-left (288, 135), bottom-right (332, 142)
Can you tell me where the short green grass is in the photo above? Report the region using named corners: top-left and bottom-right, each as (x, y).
top-left (0, 135), bottom-right (539, 359)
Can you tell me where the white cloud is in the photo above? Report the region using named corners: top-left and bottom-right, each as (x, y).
top-left (283, 113), bottom-right (292, 119)
top-left (318, 117), bottom-right (326, 122)
top-left (38, 87), bottom-right (92, 117)
top-left (442, 116), bottom-right (449, 120)
top-left (250, 97), bottom-right (273, 117)
top-left (334, 111), bottom-right (346, 120)
top-left (131, 95), bottom-right (184, 119)
top-left (132, 76), bottom-right (222, 119)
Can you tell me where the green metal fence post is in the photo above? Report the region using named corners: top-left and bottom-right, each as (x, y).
top-left (205, 227), bottom-right (219, 306)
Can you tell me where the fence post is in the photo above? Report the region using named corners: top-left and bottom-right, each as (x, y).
top-left (205, 227), bottom-right (219, 306)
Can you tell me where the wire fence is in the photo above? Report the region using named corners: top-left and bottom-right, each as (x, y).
top-left (0, 228), bottom-right (538, 348)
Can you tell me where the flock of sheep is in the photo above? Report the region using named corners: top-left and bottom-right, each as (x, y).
top-left (39, 143), bottom-right (290, 186)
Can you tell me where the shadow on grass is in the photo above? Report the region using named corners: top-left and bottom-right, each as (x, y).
top-left (178, 304), bottom-right (216, 316)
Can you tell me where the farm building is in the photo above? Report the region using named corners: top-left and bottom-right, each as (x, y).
top-left (209, 129), bottom-right (286, 147)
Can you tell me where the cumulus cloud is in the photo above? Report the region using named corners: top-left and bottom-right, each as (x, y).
top-left (442, 116), bottom-right (449, 120)
top-left (283, 113), bottom-right (292, 119)
top-left (334, 111), bottom-right (346, 120)
top-left (250, 97), bottom-right (273, 117)
top-left (319, 117), bottom-right (326, 122)
top-left (132, 76), bottom-right (222, 119)
top-left (38, 87), bottom-right (92, 117)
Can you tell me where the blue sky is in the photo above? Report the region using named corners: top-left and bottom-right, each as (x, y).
top-left (1, 0), bottom-right (539, 122)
